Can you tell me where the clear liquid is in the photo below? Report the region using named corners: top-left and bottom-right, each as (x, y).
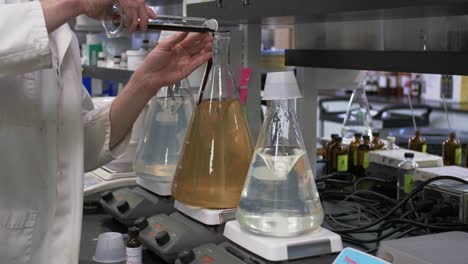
top-left (133, 96), bottom-right (193, 181)
top-left (237, 146), bottom-right (324, 237)
top-left (257, 147), bottom-right (305, 180)
top-left (172, 99), bottom-right (253, 209)
top-left (341, 125), bottom-right (372, 140)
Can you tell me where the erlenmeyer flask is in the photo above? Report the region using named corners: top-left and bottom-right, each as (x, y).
top-left (341, 84), bottom-right (373, 139)
top-left (171, 32), bottom-right (254, 209)
top-left (236, 71), bottom-right (324, 237)
top-left (133, 79), bottom-right (195, 193)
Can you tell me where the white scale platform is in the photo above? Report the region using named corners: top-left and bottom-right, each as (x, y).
top-left (84, 162), bottom-right (136, 198)
top-left (224, 220), bottom-right (343, 262)
top-left (174, 201), bottom-right (236, 226)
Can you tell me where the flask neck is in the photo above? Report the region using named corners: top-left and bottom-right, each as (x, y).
top-left (213, 33), bottom-right (230, 66)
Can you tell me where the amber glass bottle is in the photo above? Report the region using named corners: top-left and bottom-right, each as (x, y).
top-left (408, 130), bottom-right (427, 153)
top-left (371, 132), bottom-right (385, 150)
top-left (331, 137), bottom-right (349, 173)
top-left (126, 227), bottom-right (142, 264)
top-left (349, 133), bottom-right (362, 173)
top-left (443, 132), bottom-right (462, 166)
top-left (357, 135), bottom-right (375, 176)
top-left (325, 134), bottom-right (339, 173)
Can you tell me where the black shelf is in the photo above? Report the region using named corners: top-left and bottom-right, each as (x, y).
top-left (285, 50), bottom-right (468, 75)
top-left (188, 0), bottom-right (468, 24)
top-left (82, 66), bottom-right (134, 83)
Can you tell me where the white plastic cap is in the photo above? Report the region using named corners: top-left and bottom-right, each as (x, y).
top-left (203, 19), bottom-right (219, 31)
top-left (263, 71), bottom-right (302, 100)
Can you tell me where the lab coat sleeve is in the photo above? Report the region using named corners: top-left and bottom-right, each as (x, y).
top-left (81, 88), bottom-right (132, 172)
top-left (0, 1), bottom-right (51, 77)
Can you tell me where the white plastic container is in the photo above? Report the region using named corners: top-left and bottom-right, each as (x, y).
top-left (93, 232), bottom-right (126, 263)
top-left (127, 50), bottom-right (148, 71)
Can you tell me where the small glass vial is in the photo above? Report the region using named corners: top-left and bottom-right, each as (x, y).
top-left (408, 130), bottom-right (427, 153)
top-left (357, 135), bottom-right (375, 176)
top-left (97, 51), bottom-right (106, 67)
top-left (121, 52), bottom-right (128, 69)
top-left (349, 133), bottom-right (362, 173)
top-left (443, 132), bottom-right (462, 166)
top-left (371, 132), bottom-right (385, 150)
top-left (397, 152), bottom-right (419, 200)
top-left (325, 134), bottom-right (339, 173)
top-left (126, 227), bottom-right (142, 264)
top-left (331, 137), bottom-right (349, 173)
top-left (113, 55), bottom-right (121, 68)
top-left (140, 39), bottom-right (152, 51)
top-left (385, 136), bottom-right (400, 150)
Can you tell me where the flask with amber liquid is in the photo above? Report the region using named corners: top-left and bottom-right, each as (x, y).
top-left (408, 130), bottom-right (427, 153)
top-left (443, 132), bottom-right (462, 166)
top-left (349, 133), bottom-right (362, 173)
top-left (357, 135), bottom-right (375, 176)
top-left (331, 137), bottom-right (349, 173)
top-left (371, 132), bottom-right (385, 150)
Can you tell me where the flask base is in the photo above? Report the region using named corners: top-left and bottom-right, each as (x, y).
top-left (223, 220), bottom-right (343, 262)
top-left (174, 201), bottom-right (236, 226)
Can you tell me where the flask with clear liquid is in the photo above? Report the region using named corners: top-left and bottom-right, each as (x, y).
top-left (236, 71), bottom-right (324, 237)
top-left (171, 32), bottom-right (253, 209)
top-left (102, 4), bottom-right (218, 38)
top-left (133, 79), bottom-right (194, 193)
top-left (341, 84), bottom-right (373, 139)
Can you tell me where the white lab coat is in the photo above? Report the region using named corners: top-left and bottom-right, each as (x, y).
top-left (0, 1), bottom-right (130, 264)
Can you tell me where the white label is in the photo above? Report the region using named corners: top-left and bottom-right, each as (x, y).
top-left (389, 76), bottom-right (397, 88)
top-left (126, 246), bottom-right (142, 264)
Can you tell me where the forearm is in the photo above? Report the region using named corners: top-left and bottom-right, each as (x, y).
top-left (109, 72), bottom-right (157, 149)
top-left (40, 0), bottom-right (83, 33)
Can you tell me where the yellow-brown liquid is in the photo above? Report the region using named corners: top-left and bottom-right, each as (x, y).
top-left (172, 99), bottom-right (253, 209)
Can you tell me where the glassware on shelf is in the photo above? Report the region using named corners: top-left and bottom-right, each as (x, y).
top-left (443, 132), bottom-right (462, 166)
top-left (325, 134), bottom-right (339, 174)
top-left (133, 79), bottom-right (194, 191)
top-left (331, 137), bottom-right (349, 173)
top-left (236, 71), bottom-right (324, 237)
top-left (357, 135), bottom-right (375, 176)
top-left (171, 32), bottom-right (253, 209)
top-left (349, 133), bottom-right (362, 173)
top-left (341, 84), bottom-right (373, 140)
top-left (371, 132), bottom-right (385, 150)
top-left (102, 4), bottom-right (218, 38)
top-left (408, 130), bottom-right (427, 153)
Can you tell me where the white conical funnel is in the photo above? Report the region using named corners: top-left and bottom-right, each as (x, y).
top-left (263, 71), bottom-right (302, 100)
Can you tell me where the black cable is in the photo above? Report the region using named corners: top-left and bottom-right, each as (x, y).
top-left (329, 176), bottom-right (468, 233)
top-left (385, 218), bottom-right (468, 231)
top-left (353, 177), bottom-right (395, 192)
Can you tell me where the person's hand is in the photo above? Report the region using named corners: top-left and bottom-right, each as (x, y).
top-left (80, 0), bottom-right (157, 32)
top-left (133, 32), bottom-right (214, 96)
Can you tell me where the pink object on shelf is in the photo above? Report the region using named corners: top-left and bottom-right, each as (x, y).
top-left (239, 68), bottom-right (252, 105)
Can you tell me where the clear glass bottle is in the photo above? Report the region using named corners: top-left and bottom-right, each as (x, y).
top-left (102, 4), bottom-right (218, 38)
top-left (331, 137), bottom-right (349, 173)
top-left (371, 132), bottom-right (385, 150)
top-left (408, 130), bottom-right (427, 153)
top-left (443, 132), bottom-right (462, 166)
top-left (349, 133), bottom-right (362, 173)
top-left (133, 80), bottom-right (194, 194)
top-left (385, 136), bottom-right (400, 150)
top-left (341, 84), bottom-right (373, 140)
top-left (397, 152), bottom-right (419, 200)
top-left (237, 71), bottom-right (323, 237)
top-left (171, 32), bottom-right (253, 209)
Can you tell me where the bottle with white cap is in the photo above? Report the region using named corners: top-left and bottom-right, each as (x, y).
top-left (236, 71), bottom-right (324, 237)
